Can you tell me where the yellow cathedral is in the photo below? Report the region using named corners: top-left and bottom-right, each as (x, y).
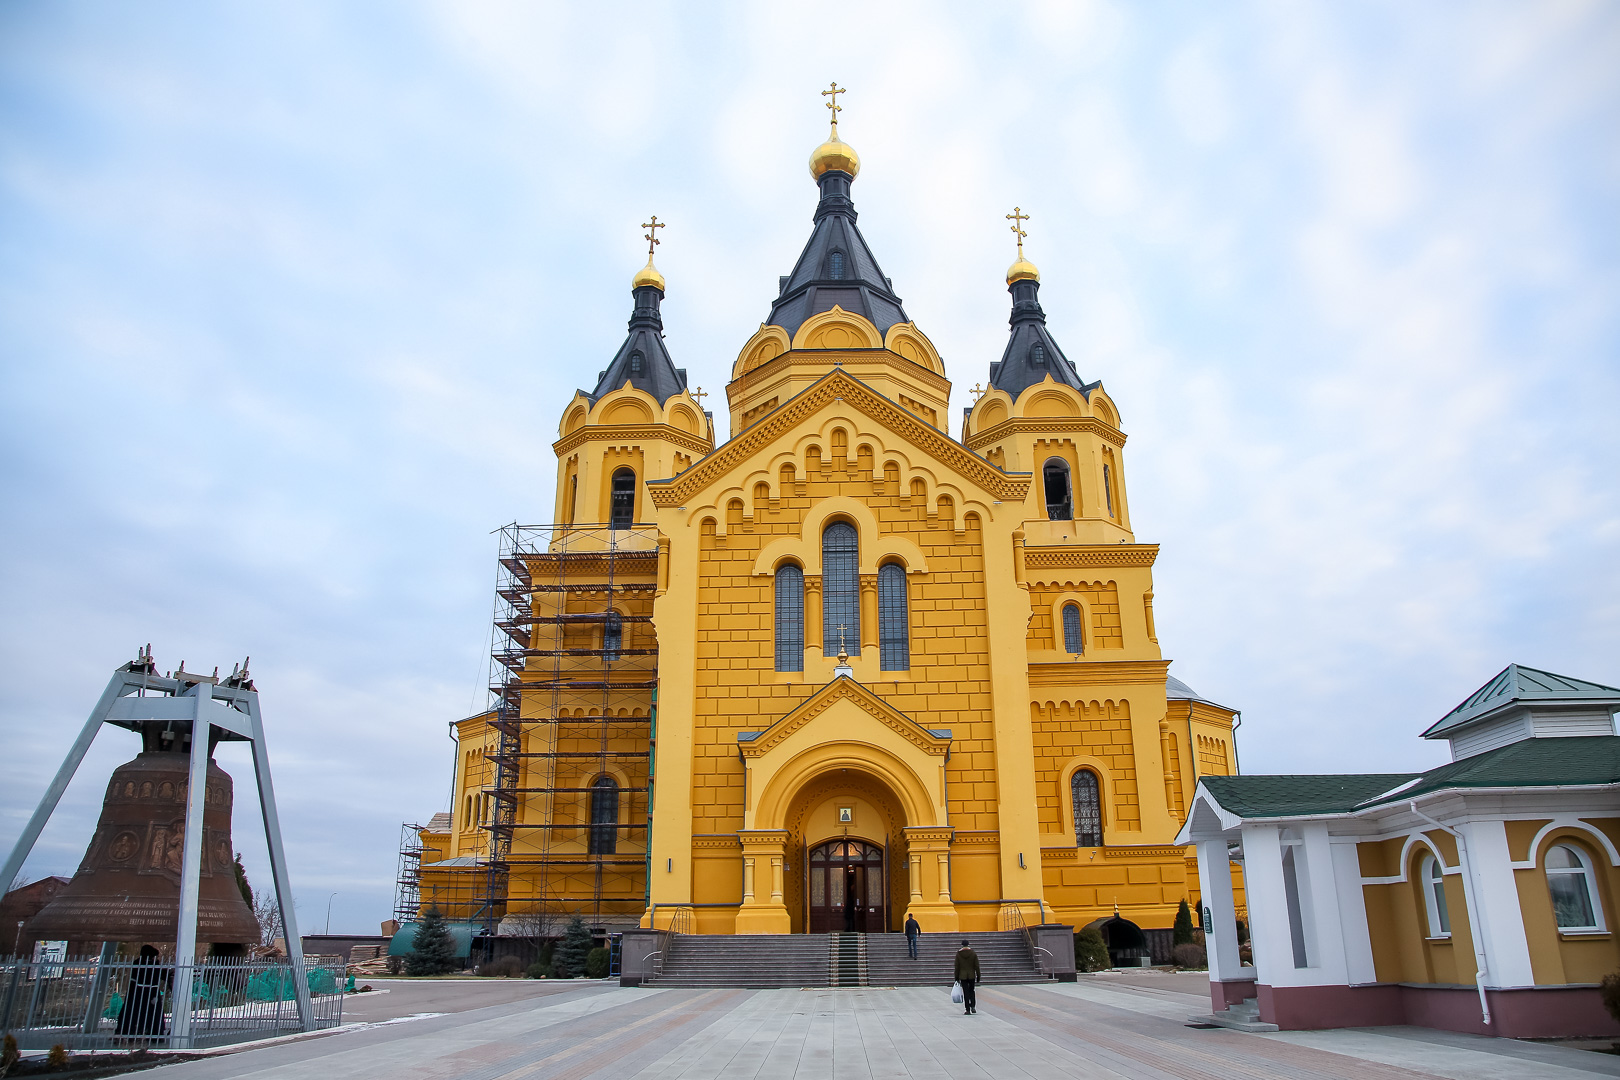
top-left (409, 90), bottom-right (1239, 943)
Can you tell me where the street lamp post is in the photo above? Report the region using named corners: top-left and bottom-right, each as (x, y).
top-left (325, 892), bottom-right (337, 936)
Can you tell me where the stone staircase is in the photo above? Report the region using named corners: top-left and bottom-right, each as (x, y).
top-left (647, 931), bottom-right (1044, 988)
top-left (864, 931), bottom-right (1045, 986)
top-left (1188, 996), bottom-right (1279, 1032)
top-left (645, 933), bottom-right (829, 988)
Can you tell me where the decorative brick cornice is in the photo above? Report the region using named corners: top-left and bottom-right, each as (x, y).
top-left (740, 677), bottom-right (950, 759)
top-left (1027, 660), bottom-right (1171, 689)
top-left (1102, 845), bottom-right (1190, 859)
top-left (728, 348), bottom-right (952, 400)
top-left (965, 417), bottom-right (1127, 451)
top-left (950, 831), bottom-right (1000, 847)
top-left (691, 835), bottom-right (743, 851)
top-left (1022, 544), bottom-right (1158, 572)
top-left (651, 369), bottom-right (1029, 506)
top-left (553, 423), bottom-right (714, 459)
top-left (1039, 847), bottom-right (1079, 861)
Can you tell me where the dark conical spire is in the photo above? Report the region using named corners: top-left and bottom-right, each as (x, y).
top-left (986, 277), bottom-right (1094, 401)
top-left (765, 164), bottom-right (910, 340)
top-left (586, 275), bottom-right (689, 405)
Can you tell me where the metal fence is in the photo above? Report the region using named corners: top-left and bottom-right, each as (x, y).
top-left (0, 956), bottom-right (345, 1051)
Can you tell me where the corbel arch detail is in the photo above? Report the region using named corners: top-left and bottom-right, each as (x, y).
top-left (749, 495), bottom-right (930, 577)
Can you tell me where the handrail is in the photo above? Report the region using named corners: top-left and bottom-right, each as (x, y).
top-left (999, 899), bottom-right (1049, 975)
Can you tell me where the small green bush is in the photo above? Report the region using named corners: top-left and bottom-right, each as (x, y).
top-left (2, 1033), bottom-right (20, 1067)
top-left (525, 960), bottom-right (552, 979)
top-left (585, 946), bottom-right (610, 979)
top-left (476, 956), bottom-right (525, 978)
top-left (553, 916), bottom-right (593, 979)
top-left (1074, 926), bottom-right (1110, 972)
top-left (47, 1044), bottom-right (69, 1069)
top-left (1171, 943), bottom-right (1206, 969)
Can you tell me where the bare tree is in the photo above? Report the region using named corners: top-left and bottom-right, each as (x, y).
top-left (252, 891), bottom-right (283, 948)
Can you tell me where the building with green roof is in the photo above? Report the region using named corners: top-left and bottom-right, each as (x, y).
top-left (1176, 664), bottom-right (1620, 1039)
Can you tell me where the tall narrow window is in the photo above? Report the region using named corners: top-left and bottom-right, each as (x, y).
top-left (1547, 843), bottom-right (1602, 929)
top-left (1031, 343), bottom-right (1046, 366)
top-left (610, 468), bottom-right (636, 529)
top-left (1072, 770), bottom-right (1101, 846)
top-left (1062, 603), bottom-right (1084, 655)
top-left (1420, 853), bottom-right (1450, 936)
top-left (602, 610), bottom-right (622, 663)
top-left (566, 474), bottom-right (578, 524)
top-left (775, 564), bottom-right (805, 672)
top-left (829, 250), bottom-right (846, 280)
top-left (878, 563), bottom-right (909, 670)
top-left (588, 777), bottom-right (619, 855)
top-left (629, 351), bottom-right (644, 375)
top-left (1043, 459), bottom-right (1073, 520)
top-left (822, 523), bottom-right (859, 655)
top-left (1103, 463), bottom-right (1115, 518)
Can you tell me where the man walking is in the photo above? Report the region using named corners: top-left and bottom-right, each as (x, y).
top-left (955, 939), bottom-right (980, 1014)
top-left (905, 913), bottom-right (921, 959)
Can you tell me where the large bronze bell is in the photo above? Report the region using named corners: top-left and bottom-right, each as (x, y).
top-left (26, 742), bottom-right (261, 951)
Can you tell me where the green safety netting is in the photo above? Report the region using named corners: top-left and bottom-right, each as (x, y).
top-left (246, 966), bottom-right (339, 1002)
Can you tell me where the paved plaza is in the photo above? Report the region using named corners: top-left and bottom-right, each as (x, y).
top-left (144, 973), bottom-right (1620, 1080)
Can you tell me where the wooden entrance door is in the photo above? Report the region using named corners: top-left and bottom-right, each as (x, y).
top-left (808, 839), bottom-right (884, 933)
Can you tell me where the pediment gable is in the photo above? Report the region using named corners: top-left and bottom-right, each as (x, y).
top-left (647, 367), bottom-right (1029, 506)
top-left (738, 677), bottom-right (951, 759)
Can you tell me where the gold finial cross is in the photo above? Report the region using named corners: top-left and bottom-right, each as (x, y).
top-left (836, 623), bottom-right (849, 658)
top-left (822, 82), bottom-right (846, 133)
top-left (690, 386), bottom-right (708, 406)
top-left (641, 215), bottom-right (665, 258)
top-left (970, 382), bottom-right (987, 401)
top-left (1007, 206), bottom-right (1030, 259)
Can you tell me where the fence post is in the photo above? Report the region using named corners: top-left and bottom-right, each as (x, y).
top-left (80, 943), bottom-right (116, 1035)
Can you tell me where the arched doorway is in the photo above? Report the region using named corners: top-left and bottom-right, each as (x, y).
top-left (808, 838), bottom-right (886, 932)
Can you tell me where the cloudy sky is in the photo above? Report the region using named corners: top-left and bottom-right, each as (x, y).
top-left (3, 2), bottom-right (1617, 935)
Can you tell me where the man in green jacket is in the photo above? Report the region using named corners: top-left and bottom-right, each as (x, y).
top-left (954, 940), bottom-right (980, 1014)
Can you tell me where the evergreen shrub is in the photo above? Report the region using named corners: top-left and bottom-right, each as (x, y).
top-left (1074, 926), bottom-right (1110, 972)
top-left (585, 946), bottom-right (610, 979)
top-left (525, 960), bottom-right (552, 979)
top-left (1173, 899), bottom-right (1195, 946)
top-left (406, 907), bottom-right (458, 976)
top-left (477, 956), bottom-right (525, 978)
top-left (553, 916), bottom-right (594, 979)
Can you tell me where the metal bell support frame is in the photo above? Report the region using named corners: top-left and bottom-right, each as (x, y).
top-left (0, 653), bottom-right (313, 1045)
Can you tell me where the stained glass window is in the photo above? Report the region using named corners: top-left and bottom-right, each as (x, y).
top-left (823, 523), bottom-right (859, 655)
top-left (775, 564), bottom-right (804, 672)
top-left (589, 777), bottom-right (618, 855)
top-left (1062, 604), bottom-right (1084, 655)
top-left (1072, 770), bottom-right (1101, 847)
top-left (878, 563), bottom-right (909, 670)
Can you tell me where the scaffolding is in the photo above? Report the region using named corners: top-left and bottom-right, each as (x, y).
top-left (394, 822), bottom-right (424, 924)
top-left (473, 523), bottom-right (660, 936)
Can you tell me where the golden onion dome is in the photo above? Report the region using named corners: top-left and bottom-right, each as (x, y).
top-left (1006, 255), bottom-right (1040, 284)
top-left (632, 256), bottom-right (665, 292)
top-left (810, 132), bottom-right (860, 180)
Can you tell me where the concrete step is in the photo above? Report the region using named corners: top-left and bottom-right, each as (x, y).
top-left (648, 931), bottom-right (1046, 989)
top-left (1187, 998), bottom-right (1279, 1033)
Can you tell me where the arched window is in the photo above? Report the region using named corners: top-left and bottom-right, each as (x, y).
top-left (1547, 843), bottom-right (1603, 929)
top-left (1420, 852), bottom-right (1450, 936)
top-left (1062, 603), bottom-right (1084, 655)
top-left (1103, 463), bottom-right (1116, 518)
top-left (588, 777), bottom-right (619, 855)
top-left (829, 250), bottom-right (846, 280)
top-left (1043, 458), bottom-right (1073, 520)
top-left (774, 564), bottom-right (805, 672)
top-left (629, 351), bottom-right (644, 375)
top-left (602, 610), bottom-right (622, 663)
top-left (878, 563), bottom-right (909, 670)
top-left (1031, 343), bottom-right (1046, 366)
top-left (1072, 770), bottom-right (1102, 847)
top-left (610, 468), bottom-right (636, 529)
top-left (822, 522), bottom-right (859, 655)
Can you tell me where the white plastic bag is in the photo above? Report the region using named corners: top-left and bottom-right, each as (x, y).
top-left (950, 981), bottom-right (964, 1004)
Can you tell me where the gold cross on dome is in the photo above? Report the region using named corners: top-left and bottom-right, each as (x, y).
top-left (1007, 206), bottom-right (1030, 259)
top-left (836, 624), bottom-right (849, 653)
top-left (690, 386), bottom-right (708, 406)
top-left (970, 382), bottom-right (987, 401)
top-left (822, 82), bottom-right (846, 131)
top-left (641, 215), bottom-right (665, 258)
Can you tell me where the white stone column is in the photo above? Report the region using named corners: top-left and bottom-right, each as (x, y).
top-left (1196, 839), bottom-right (1245, 984)
top-left (1240, 824), bottom-right (1301, 987)
top-left (1330, 838), bottom-right (1378, 984)
top-left (1300, 823), bottom-right (1348, 985)
top-left (1462, 819), bottom-right (1534, 988)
